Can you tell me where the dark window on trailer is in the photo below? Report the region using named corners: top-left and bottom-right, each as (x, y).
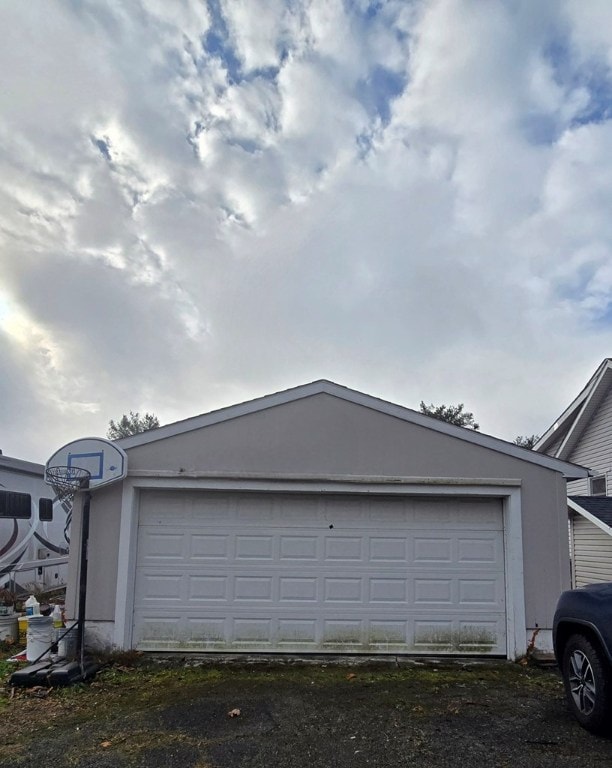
top-left (0, 490), bottom-right (32, 518)
top-left (39, 498), bottom-right (53, 521)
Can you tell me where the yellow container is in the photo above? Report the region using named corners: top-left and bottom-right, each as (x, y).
top-left (18, 615), bottom-right (28, 646)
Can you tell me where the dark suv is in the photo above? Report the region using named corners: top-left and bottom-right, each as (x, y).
top-left (554, 583), bottom-right (612, 733)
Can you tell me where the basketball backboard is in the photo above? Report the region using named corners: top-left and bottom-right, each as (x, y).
top-left (45, 437), bottom-right (128, 490)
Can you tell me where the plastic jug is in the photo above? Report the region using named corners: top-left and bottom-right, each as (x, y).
top-left (52, 604), bottom-right (63, 626)
top-left (24, 595), bottom-right (40, 616)
top-left (52, 605), bottom-right (63, 641)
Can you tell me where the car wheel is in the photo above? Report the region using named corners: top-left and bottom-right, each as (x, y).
top-left (562, 633), bottom-right (612, 734)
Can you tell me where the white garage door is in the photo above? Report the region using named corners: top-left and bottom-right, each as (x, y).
top-left (133, 491), bottom-right (507, 655)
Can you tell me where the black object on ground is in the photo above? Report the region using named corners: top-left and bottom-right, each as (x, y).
top-left (8, 661), bottom-right (53, 687)
top-left (9, 658), bottom-right (99, 688)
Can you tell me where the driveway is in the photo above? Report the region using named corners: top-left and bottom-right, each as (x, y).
top-left (2, 657), bottom-right (612, 767)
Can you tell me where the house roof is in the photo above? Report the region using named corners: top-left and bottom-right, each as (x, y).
top-left (569, 496), bottom-right (612, 535)
top-left (535, 358), bottom-right (612, 459)
top-left (116, 379), bottom-right (589, 479)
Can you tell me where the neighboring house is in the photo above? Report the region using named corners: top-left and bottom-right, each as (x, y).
top-left (535, 358), bottom-right (612, 588)
top-left (64, 380), bottom-right (587, 659)
top-left (0, 452), bottom-right (70, 592)
top-left (567, 497), bottom-right (612, 587)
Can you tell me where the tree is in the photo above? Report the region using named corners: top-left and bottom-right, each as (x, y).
top-left (107, 411), bottom-right (160, 440)
top-left (419, 402), bottom-right (479, 430)
top-left (514, 434), bottom-right (540, 449)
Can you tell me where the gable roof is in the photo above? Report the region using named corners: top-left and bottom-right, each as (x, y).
top-left (116, 380), bottom-right (588, 479)
top-left (569, 496), bottom-right (612, 536)
top-left (535, 358), bottom-right (612, 459)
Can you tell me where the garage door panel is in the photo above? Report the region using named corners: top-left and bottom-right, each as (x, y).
top-left (413, 618), bottom-right (504, 652)
top-left (369, 537), bottom-right (408, 562)
top-left (235, 535), bottom-right (274, 559)
top-left (133, 492), bottom-right (506, 655)
top-left (187, 617), bottom-right (226, 641)
top-left (234, 576), bottom-right (274, 601)
top-left (413, 537), bottom-right (453, 563)
top-left (279, 536), bottom-right (318, 559)
top-left (139, 532), bottom-right (185, 560)
top-left (324, 536), bottom-right (363, 560)
top-left (368, 620), bottom-right (408, 645)
top-left (323, 577), bottom-right (363, 602)
top-left (414, 578), bottom-right (453, 604)
top-left (458, 578), bottom-right (505, 606)
top-left (277, 618), bottom-right (317, 644)
top-left (189, 575), bottom-right (228, 601)
top-left (139, 574), bottom-right (183, 601)
top-left (190, 535), bottom-right (229, 559)
top-left (369, 578), bottom-right (407, 603)
top-left (458, 537), bottom-right (501, 563)
top-left (233, 618), bottom-right (273, 643)
top-left (279, 577), bottom-right (318, 601)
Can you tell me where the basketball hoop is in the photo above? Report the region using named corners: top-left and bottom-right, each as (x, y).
top-left (45, 466), bottom-right (91, 505)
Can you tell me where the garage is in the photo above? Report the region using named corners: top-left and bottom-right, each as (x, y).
top-left (133, 490), bottom-right (506, 654)
top-left (63, 380), bottom-right (587, 658)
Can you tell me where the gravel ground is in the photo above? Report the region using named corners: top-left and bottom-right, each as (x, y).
top-left (2, 658), bottom-right (612, 767)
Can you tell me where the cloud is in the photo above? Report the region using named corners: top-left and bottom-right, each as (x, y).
top-left (2, 0), bottom-right (612, 463)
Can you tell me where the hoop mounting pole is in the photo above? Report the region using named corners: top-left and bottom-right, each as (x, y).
top-left (76, 482), bottom-right (91, 668)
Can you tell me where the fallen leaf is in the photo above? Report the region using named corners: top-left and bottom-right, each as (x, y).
top-left (228, 708), bottom-right (241, 717)
top-left (100, 741), bottom-right (112, 748)
top-left (347, 673), bottom-right (357, 680)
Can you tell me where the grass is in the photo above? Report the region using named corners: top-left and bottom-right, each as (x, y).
top-left (0, 641), bottom-right (563, 750)
top-left (0, 643), bottom-right (571, 768)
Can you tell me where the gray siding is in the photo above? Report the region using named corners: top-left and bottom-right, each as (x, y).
top-left (567, 382), bottom-right (612, 496)
top-left (572, 514), bottom-right (612, 587)
top-left (65, 483), bottom-right (122, 622)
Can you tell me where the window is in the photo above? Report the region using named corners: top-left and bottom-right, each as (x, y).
top-left (0, 490), bottom-right (32, 518)
top-left (39, 498), bottom-right (53, 521)
top-left (591, 475), bottom-right (607, 496)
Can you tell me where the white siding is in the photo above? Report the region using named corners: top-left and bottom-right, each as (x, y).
top-left (572, 514), bottom-right (612, 587)
top-left (567, 382), bottom-right (612, 496)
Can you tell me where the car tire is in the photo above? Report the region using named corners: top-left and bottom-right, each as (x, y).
top-left (562, 633), bottom-right (612, 734)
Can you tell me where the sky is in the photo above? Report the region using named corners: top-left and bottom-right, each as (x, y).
top-left (2, 0), bottom-right (612, 464)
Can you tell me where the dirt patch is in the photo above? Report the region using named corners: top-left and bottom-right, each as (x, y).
top-left (2, 655), bottom-right (612, 767)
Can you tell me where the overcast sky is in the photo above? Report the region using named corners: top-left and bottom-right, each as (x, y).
top-left (2, 0), bottom-right (612, 464)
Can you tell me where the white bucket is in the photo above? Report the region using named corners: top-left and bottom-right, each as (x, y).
top-left (58, 627), bottom-right (78, 660)
top-left (0, 614), bottom-right (18, 642)
top-left (26, 616), bottom-right (53, 661)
